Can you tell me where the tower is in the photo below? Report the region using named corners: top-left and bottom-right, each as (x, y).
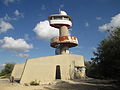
top-left (48, 11), bottom-right (78, 54)
top-left (11, 11), bottom-right (86, 84)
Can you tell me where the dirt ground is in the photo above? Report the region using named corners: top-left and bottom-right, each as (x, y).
top-left (0, 78), bottom-right (119, 90)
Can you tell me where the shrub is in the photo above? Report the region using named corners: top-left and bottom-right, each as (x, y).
top-left (0, 63), bottom-right (15, 78)
top-left (30, 80), bottom-right (40, 85)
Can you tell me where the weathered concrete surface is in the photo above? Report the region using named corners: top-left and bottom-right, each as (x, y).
top-left (11, 63), bottom-right (25, 81)
top-left (19, 54), bottom-right (85, 84)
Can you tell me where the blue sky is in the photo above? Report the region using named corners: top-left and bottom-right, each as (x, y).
top-left (0, 0), bottom-right (120, 67)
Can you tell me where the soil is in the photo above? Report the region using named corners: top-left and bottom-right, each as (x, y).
top-left (0, 78), bottom-right (119, 90)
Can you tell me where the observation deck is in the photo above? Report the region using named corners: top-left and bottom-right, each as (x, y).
top-left (48, 14), bottom-right (72, 29)
top-left (50, 36), bottom-right (78, 48)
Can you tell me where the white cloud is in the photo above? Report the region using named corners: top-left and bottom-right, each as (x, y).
top-left (24, 34), bottom-right (29, 40)
top-left (14, 10), bottom-right (24, 17)
top-left (99, 13), bottom-right (120, 31)
top-left (90, 47), bottom-right (97, 50)
top-left (3, 14), bottom-right (17, 21)
top-left (16, 53), bottom-right (29, 57)
top-left (3, 0), bottom-right (18, 5)
top-left (0, 20), bottom-right (14, 33)
top-left (85, 22), bottom-right (89, 27)
top-left (0, 37), bottom-right (33, 52)
top-left (14, 10), bottom-right (20, 16)
top-left (60, 4), bottom-right (64, 8)
top-left (33, 20), bottom-right (59, 40)
top-left (75, 46), bottom-right (84, 49)
top-left (96, 17), bottom-right (102, 20)
top-left (41, 5), bottom-right (46, 10)
top-left (0, 64), bottom-right (6, 67)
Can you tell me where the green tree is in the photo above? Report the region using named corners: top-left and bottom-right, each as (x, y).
top-left (90, 28), bottom-right (120, 81)
top-left (0, 63), bottom-right (15, 78)
top-left (85, 61), bottom-right (92, 76)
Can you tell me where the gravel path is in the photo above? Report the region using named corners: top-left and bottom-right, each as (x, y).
top-left (0, 78), bottom-right (119, 90)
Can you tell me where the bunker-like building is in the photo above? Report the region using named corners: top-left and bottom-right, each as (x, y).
top-left (11, 11), bottom-right (86, 84)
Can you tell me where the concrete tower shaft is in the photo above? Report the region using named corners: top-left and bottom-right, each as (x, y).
top-left (49, 11), bottom-right (78, 54)
top-left (59, 26), bottom-right (69, 36)
top-left (59, 25), bottom-right (69, 54)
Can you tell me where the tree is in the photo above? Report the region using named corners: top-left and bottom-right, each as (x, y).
top-left (84, 61), bottom-right (92, 76)
top-left (89, 28), bottom-right (120, 81)
top-left (0, 63), bottom-right (15, 78)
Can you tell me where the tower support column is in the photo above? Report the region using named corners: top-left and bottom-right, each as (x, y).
top-left (59, 26), bottom-right (69, 36)
top-left (60, 46), bottom-right (69, 54)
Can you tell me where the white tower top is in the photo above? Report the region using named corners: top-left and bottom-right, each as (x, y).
top-left (48, 11), bottom-right (72, 28)
top-left (60, 11), bottom-right (67, 15)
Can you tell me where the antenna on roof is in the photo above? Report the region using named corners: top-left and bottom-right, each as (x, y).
top-left (59, 8), bottom-right (61, 14)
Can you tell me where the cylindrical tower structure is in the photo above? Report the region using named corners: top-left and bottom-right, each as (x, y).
top-left (48, 11), bottom-right (78, 54)
top-left (60, 26), bottom-right (69, 36)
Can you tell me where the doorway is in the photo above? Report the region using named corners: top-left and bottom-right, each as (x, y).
top-left (56, 65), bottom-right (61, 79)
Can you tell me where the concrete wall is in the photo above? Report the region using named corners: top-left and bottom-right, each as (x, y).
top-left (11, 63), bottom-right (25, 80)
top-left (20, 54), bottom-right (85, 84)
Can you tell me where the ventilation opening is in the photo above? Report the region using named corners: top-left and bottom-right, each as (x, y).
top-left (56, 65), bottom-right (61, 79)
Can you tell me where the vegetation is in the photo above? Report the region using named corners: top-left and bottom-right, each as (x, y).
top-left (84, 61), bottom-right (92, 77)
top-left (87, 27), bottom-right (120, 81)
top-left (30, 80), bottom-right (40, 85)
top-left (0, 63), bottom-right (15, 78)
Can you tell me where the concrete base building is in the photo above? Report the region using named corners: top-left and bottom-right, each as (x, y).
top-left (11, 63), bottom-right (25, 81)
top-left (11, 54), bottom-right (85, 84)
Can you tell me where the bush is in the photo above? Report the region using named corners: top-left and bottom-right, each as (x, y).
top-left (0, 63), bottom-right (15, 78)
top-left (30, 80), bottom-right (40, 85)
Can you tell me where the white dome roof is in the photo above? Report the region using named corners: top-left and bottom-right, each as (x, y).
top-left (60, 11), bottom-right (67, 15)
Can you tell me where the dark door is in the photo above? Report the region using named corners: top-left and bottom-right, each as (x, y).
top-left (56, 65), bottom-right (61, 79)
